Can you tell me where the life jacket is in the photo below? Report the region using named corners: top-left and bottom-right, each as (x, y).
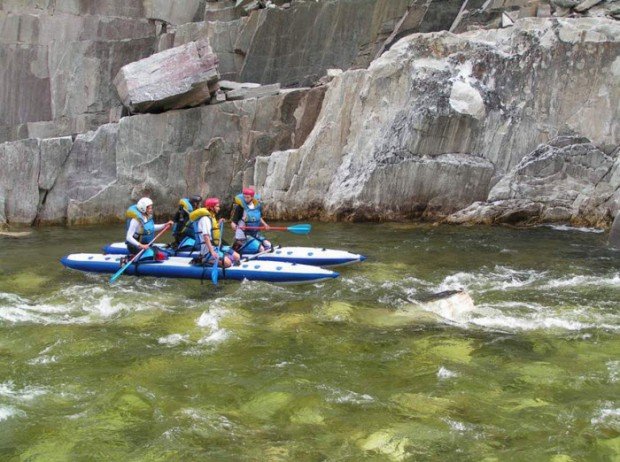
top-left (189, 208), bottom-right (219, 244)
top-left (173, 198), bottom-right (196, 239)
top-left (125, 204), bottom-right (154, 244)
top-left (233, 193), bottom-right (262, 227)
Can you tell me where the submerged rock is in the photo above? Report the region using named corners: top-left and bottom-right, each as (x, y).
top-left (240, 391), bottom-right (293, 419)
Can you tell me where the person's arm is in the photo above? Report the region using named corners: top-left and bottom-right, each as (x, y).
top-left (230, 204), bottom-right (243, 230)
top-left (154, 220), bottom-right (173, 232)
top-left (126, 219), bottom-right (146, 249)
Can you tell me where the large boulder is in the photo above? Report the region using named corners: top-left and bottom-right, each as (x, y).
top-left (113, 39), bottom-right (220, 113)
top-left (254, 18), bottom-right (619, 224)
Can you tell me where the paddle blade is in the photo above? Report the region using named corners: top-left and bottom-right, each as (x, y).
top-left (109, 268), bottom-right (124, 283)
top-left (287, 224), bottom-right (312, 235)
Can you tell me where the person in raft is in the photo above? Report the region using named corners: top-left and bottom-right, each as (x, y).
top-left (171, 194), bottom-right (202, 251)
top-left (230, 187), bottom-right (272, 254)
top-left (191, 197), bottom-right (240, 267)
top-left (125, 197), bottom-right (173, 260)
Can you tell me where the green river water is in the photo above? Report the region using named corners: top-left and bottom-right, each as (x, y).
top-left (0, 223), bottom-right (618, 461)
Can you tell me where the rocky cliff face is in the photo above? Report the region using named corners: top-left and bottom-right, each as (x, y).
top-left (255, 18), bottom-right (619, 226)
top-left (0, 1), bottom-right (618, 229)
top-left (1, 86), bottom-right (325, 225)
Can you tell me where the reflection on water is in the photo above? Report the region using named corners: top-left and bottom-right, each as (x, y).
top-left (0, 223), bottom-right (618, 460)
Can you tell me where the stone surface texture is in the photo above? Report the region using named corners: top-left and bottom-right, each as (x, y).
top-left (0, 2), bottom-right (618, 232)
top-left (14, 86), bottom-right (325, 225)
top-left (255, 18), bottom-right (619, 225)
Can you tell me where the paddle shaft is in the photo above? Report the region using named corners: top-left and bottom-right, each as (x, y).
top-left (241, 226), bottom-right (290, 231)
top-left (241, 245), bottom-right (280, 262)
top-left (240, 224), bottom-right (311, 235)
top-left (110, 224), bottom-right (170, 283)
top-left (211, 220), bottom-right (225, 285)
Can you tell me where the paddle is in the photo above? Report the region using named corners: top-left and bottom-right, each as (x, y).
top-left (211, 220), bottom-right (225, 285)
top-left (241, 244), bottom-right (280, 262)
top-left (110, 224), bottom-right (171, 283)
top-left (240, 224), bottom-right (311, 235)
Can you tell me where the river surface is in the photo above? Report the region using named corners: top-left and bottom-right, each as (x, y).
top-left (0, 223), bottom-right (618, 460)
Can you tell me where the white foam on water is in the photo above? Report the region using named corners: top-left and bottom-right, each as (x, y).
top-left (591, 405), bottom-right (620, 431)
top-left (318, 384), bottom-right (374, 405)
top-left (196, 305), bottom-right (231, 345)
top-left (443, 418), bottom-right (470, 432)
top-left (435, 266), bottom-right (543, 293)
top-left (0, 283), bottom-right (174, 325)
top-left (158, 334), bottom-right (189, 346)
top-left (198, 329), bottom-right (229, 345)
top-left (0, 381), bottom-right (47, 401)
top-left (437, 366), bottom-right (459, 380)
top-left (541, 273), bottom-right (620, 289)
top-left (543, 224), bottom-right (604, 233)
top-left (0, 405), bottom-right (25, 421)
top-left (607, 361), bottom-right (619, 383)
top-left (27, 355), bottom-right (58, 365)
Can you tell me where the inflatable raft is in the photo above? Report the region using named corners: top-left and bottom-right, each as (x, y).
top-left (61, 253), bottom-right (339, 284)
top-left (102, 243), bottom-right (366, 267)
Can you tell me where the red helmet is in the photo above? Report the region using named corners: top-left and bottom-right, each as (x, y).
top-left (204, 198), bottom-right (220, 209)
top-left (242, 188), bottom-right (255, 197)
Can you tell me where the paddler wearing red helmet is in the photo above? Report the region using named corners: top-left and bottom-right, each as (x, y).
top-left (189, 197), bottom-right (239, 267)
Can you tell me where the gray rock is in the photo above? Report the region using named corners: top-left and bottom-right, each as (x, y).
top-left (0, 16), bottom-right (157, 142)
top-left (237, 0), bottom-right (414, 87)
top-left (574, 0), bottom-right (604, 12)
top-left (113, 39), bottom-right (220, 113)
top-left (255, 18), bottom-right (619, 224)
top-left (27, 87), bottom-right (326, 225)
top-left (225, 83), bottom-right (280, 100)
top-left (551, 0), bottom-right (581, 8)
top-left (0, 135), bottom-right (72, 225)
top-left (609, 213), bottom-right (620, 248)
top-left (446, 136), bottom-right (620, 226)
top-left (0, 139), bottom-right (41, 225)
top-left (146, 0), bottom-right (207, 24)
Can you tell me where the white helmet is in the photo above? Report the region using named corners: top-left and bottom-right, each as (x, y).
top-left (136, 197), bottom-right (153, 213)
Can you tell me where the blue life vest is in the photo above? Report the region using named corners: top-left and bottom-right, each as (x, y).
top-left (234, 193), bottom-right (262, 227)
top-left (125, 204), bottom-right (155, 244)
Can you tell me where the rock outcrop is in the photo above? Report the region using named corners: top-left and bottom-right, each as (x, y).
top-left (446, 136), bottom-right (619, 226)
top-left (0, 6), bottom-right (158, 143)
top-left (156, 0), bottom-right (475, 87)
top-left (16, 87), bottom-right (326, 225)
top-left (254, 18), bottom-right (619, 225)
top-left (0, 2), bottom-right (617, 230)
